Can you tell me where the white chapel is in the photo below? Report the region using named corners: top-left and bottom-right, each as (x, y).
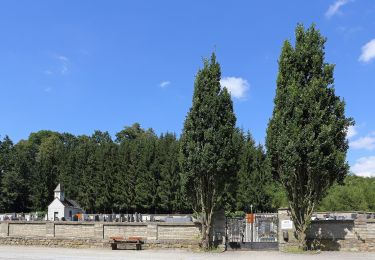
top-left (47, 184), bottom-right (84, 221)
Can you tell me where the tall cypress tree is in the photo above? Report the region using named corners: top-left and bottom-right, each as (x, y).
top-left (58, 133), bottom-right (79, 202)
top-left (75, 135), bottom-right (97, 213)
top-left (0, 136), bottom-right (18, 212)
top-left (237, 132), bottom-right (273, 212)
top-left (114, 124), bottom-right (145, 213)
top-left (8, 140), bottom-right (34, 212)
top-left (180, 53), bottom-right (237, 249)
top-left (30, 132), bottom-right (64, 211)
top-left (92, 131), bottom-right (116, 213)
top-left (134, 129), bottom-right (158, 212)
top-left (114, 138), bottom-right (134, 213)
top-left (156, 133), bottom-right (183, 213)
top-left (266, 24), bottom-right (353, 249)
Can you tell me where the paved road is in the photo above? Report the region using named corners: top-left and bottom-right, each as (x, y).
top-left (0, 246), bottom-right (374, 260)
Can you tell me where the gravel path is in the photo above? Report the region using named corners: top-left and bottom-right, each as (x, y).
top-left (0, 246), bottom-right (374, 260)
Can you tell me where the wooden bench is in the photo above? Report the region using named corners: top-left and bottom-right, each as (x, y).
top-left (109, 236), bottom-right (144, 250)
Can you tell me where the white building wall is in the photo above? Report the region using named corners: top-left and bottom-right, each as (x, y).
top-left (47, 199), bottom-right (65, 221)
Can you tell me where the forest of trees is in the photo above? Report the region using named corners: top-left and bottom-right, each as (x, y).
top-left (0, 124), bottom-right (373, 214)
top-left (0, 124), bottom-right (280, 214)
top-left (319, 175), bottom-right (375, 212)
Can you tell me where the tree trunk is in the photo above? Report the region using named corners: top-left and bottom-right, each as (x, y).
top-left (290, 201), bottom-right (315, 251)
top-left (201, 223), bottom-right (209, 249)
top-left (201, 209), bottom-right (213, 250)
top-left (296, 228), bottom-right (307, 250)
top-left (295, 221), bottom-right (309, 250)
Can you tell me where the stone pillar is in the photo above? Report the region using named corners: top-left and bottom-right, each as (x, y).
top-left (46, 222), bottom-right (55, 238)
top-left (94, 223), bottom-right (104, 240)
top-left (278, 208), bottom-right (297, 250)
top-left (0, 222), bottom-right (9, 237)
top-left (354, 213), bottom-right (368, 241)
top-left (146, 223), bottom-right (158, 241)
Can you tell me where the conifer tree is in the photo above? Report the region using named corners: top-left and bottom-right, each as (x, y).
top-left (180, 53), bottom-right (237, 249)
top-left (92, 131), bottom-right (116, 213)
top-left (156, 133), bottom-right (183, 213)
top-left (237, 132), bottom-right (273, 212)
top-left (30, 132), bottom-right (63, 211)
top-left (133, 129), bottom-right (158, 212)
top-left (266, 24), bottom-right (353, 249)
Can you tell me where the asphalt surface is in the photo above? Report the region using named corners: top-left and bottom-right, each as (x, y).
top-left (0, 246), bottom-right (374, 260)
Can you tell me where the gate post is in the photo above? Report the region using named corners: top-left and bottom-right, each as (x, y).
top-left (251, 215), bottom-right (254, 245)
top-left (250, 205), bottom-right (253, 246)
top-left (0, 222), bottom-right (9, 237)
top-left (278, 208), bottom-right (296, 251)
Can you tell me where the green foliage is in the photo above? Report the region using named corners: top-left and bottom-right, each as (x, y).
top-left (0, 127), bottom-right (190, 214)
top-left (156, 133), bottom-right (185, 213)
top-left (1, 171), bottom-right (26, 212)
top-left (32, 133), bottom-right (64, 211)
top-left (266, 24), bottom-right (353, 249)
top-left (179, 53), bottom-right (238, 248)
top-left (319, 175), bottom-right (375, 212)
top-left (236, 131), bottom-right (275, 212)
top-left (225, 210), bottom-right (246, 218)
top-left (268, 182), bottom-right (289, 210)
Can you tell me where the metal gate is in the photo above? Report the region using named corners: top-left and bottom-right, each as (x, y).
top-left (226, 213), bottom-right (278, 250)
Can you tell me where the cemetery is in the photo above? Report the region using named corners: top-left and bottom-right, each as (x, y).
top-left (1, 1), bottom-right (375, 257)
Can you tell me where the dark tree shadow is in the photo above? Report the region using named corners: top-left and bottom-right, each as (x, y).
top-left (307, 220), bottom-right (355, 251)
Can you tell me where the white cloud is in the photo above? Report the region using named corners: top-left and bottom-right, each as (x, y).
top-left (350, 133), bottom-right (375, 150)
top-left (325, 0), bottom-right (351, 18)
top-left (44, 54), bottom-right (70, 76)
top-left (57, 55), bottom-right (68, 62)
top-left (159, 81), bottom-right (171, 88)
top-left (359, 39), bottom-right (375, 63)
top-left (56, 55), bottom-right (69, 74)
top-left (220, 77), bottom-right (249, 99)
top-left (351, 156), bottom-right (375, 177)
top-left (347, 125), bottom-right (357, 139)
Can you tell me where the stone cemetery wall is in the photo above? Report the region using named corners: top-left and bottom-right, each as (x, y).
top-left (0, 221), bottom-right (201, 249)
top-left (103, 224), bottom-right (148, 239)
top-left (278, 209), bottom-right (375, 252)
top-left (8, 223), bottom-right (47, 237)
top-left (2, 210), bottom-right (374, 251)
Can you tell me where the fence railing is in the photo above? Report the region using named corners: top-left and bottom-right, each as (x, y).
top-left (0, 212), bottom-right (194, 223)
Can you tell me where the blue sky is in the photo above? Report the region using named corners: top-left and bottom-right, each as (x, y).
top-left (0, 0), bottom-right (375, 176)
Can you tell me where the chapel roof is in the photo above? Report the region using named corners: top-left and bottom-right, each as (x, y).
top-left (54, 183), bottom-right (62, 192)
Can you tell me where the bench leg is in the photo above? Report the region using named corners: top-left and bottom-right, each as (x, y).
top-left (111, 243), bottom-right (118, 250)
top-left (136, 243), bottom-right (141, 250)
